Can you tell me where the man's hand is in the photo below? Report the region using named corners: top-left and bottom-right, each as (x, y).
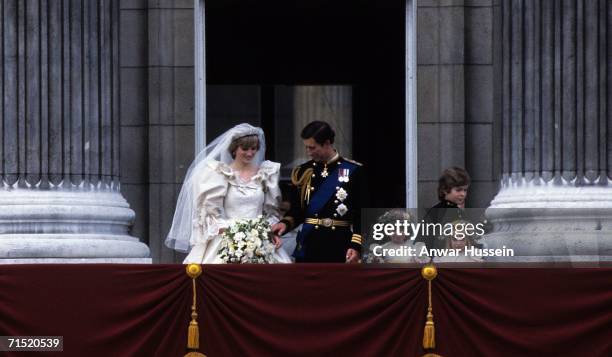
top-left (271, 222), bottom-right (287, 236)
top-left (345, 248), bottom-right (360, 264)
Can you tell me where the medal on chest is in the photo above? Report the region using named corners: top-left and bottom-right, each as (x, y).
top-left (338, 168), bottom-right (350, 183)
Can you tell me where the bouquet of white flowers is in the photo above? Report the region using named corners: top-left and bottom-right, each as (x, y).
top-left (217, 215), bottom-right (277, 264)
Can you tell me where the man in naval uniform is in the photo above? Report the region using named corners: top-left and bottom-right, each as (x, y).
top-left (271, 121), bottom-right (363, 263)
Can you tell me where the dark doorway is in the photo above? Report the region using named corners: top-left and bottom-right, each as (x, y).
top-left (205, 0), bottom-right (407, 207)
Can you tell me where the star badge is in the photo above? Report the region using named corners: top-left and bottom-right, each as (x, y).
top-left (321, 167), bottom-right (329, 178)
top-left (335, 188), bottom-right (348, 202)
top-left (336, 204), bottom-right (348, 216)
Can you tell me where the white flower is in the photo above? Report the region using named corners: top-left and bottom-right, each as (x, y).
top-left (246, 232), bottom-right (257, 242)
top-left (234, 232), bottom-right (246, 241)
top-left (266, 244), bottom-right (275, 254)
top-left (335, 188), bottom-right (348, 202)
top-left (336, 204), bottom-right (348, 216)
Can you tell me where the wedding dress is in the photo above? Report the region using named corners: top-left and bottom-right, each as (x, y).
top-left (165, 123), bottom-right (292, 264)
top-left (183, 160), bottom-right (292, 264)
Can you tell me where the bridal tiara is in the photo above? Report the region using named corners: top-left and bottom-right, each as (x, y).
top-left (231, 128), bottom-right (262, 142)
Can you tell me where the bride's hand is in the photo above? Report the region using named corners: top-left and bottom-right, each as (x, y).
top-left (271, 222), bottom-right (287, 236)
top-left (272, 235), bottom-right (283, 249)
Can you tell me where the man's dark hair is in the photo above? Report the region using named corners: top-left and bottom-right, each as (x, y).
top-left (300, 121), bottom-right (335, 145)
top-left (437, 167), bottom-right (471, 200)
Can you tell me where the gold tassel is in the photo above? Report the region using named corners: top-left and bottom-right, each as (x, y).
top-left (421, 264), bottom-right (441, 356)
top-left (187, 311), bottom-right (200, 349)
top-left (185, 264), bottom-right (207, 357)
top-left (423, 307), bottom-right (435, 349)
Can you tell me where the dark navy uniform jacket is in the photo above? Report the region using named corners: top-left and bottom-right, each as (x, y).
top-left (281, 154), bottom-right (363, 263)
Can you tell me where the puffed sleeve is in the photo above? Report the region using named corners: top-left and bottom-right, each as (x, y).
top-left (192, 160), bottom-right (231, 246)
top-left (259, 160), bottom-right (282, 225)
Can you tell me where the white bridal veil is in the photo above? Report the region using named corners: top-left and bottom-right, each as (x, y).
top-left (165, 123), bottom-right (267, 253)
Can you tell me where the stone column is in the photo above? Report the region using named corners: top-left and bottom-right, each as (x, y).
top-left (293, 86), bottom-right (353, 160)
top-left (405, 0), bottom-right (418, 209)
top-left (486, 0), bottom-right (612, 261)
top-left (0, 0), bottom-right (150, 262)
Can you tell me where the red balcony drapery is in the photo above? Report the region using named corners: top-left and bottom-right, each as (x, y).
top-left (0, 265), bottom-right (611, 356)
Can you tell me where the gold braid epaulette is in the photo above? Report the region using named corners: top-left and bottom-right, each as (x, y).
top-left (291, 166), bottom-right (313, 208)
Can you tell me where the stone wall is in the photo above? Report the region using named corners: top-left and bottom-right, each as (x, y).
top-left (417, 0), bottom-right (501, 209)
top-left (120, 0), bottom-right (195, 263)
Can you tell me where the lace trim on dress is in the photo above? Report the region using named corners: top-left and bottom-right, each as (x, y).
top-left (212, 160), bottom-right (280, 188)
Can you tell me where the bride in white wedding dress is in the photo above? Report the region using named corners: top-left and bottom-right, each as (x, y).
top-left (165, 123), bottom-right (292, 264)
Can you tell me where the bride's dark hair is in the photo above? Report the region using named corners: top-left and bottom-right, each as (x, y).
top-left (229, 134), bottom-right (260, 159)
